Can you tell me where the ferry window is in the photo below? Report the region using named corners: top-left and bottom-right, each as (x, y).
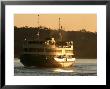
top-left (45, 49), bottom-right (55, 52)
top-left (67, 55), bottom-right (72, 58)
top-left (28, 41), bottom-right (43, 44)
top-left (57, 55), bottom-right (62, 58)
top-left (72, 55), bottom-right (74, 57)
top-left (65, 50), bottom-right (73, 53)
top-left (24, 48), bottom-right (27, 52)
top-left (28, 48), bottom-right (36, 52)
top-left (56, 50), bottom-right (62, 52)
top-left (24, 48), bottom-right (45, 52)
top-left (37, 48), bottom-right (44, 52)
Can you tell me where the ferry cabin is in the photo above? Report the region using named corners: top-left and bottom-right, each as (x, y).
top-left (22, 38), bottom-right (74, 58)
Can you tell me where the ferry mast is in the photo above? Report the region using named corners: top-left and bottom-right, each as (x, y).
top-left (37, 14), bottom-right (40, 40)
top-left (59, 18), bottom-right (63, 47)
top-left (59, 18), bottom-right (61, 30)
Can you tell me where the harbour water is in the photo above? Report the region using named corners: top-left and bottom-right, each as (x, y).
top-left (14, 58), bottom-right (97, 76)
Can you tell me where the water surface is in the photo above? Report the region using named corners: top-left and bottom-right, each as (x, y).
top-left (14, 58), bottom-right (97, 76)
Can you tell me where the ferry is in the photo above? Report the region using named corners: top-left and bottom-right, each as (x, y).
top-left (20, 15), bottom-right (76, 68)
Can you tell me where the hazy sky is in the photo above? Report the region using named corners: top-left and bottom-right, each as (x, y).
top-left (14, 14), bottom-right (97, 32)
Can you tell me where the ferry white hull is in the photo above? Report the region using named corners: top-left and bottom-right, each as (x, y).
top-left (54, 58), bottom-right (75, 67)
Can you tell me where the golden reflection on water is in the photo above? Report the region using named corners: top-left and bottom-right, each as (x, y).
top-left (53, 68), bottom-right (74, 73)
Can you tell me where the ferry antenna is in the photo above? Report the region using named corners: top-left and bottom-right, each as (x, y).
top-left (59, 18), bottom-right (61, 30)
top-left (38, 14), bottom-right (39, 27)
top-left (37, 14), bottom-right (40, 39)
top-left (59, 17), bottom-right (63, 47)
